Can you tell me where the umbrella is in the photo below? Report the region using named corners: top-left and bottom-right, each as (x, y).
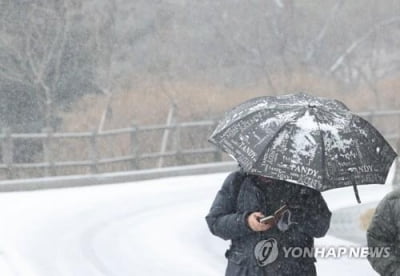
top-left (209, 93), bottom-right (398, 203)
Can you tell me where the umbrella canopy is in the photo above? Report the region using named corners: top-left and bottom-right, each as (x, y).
top-left (209, 93), bottom-right (397, 201)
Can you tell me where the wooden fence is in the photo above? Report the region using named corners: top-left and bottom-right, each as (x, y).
top-left (0, 120), bottom-right (222, 180)
top-left (1, 110), bottom-right (400, 180)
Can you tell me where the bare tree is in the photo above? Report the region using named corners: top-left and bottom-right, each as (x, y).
top-left (329, 16), bottom-right (400, 73)
top-left (0, 1), bottom-right (70, 129)
top-left (92, 0), bottom-right (118, 132)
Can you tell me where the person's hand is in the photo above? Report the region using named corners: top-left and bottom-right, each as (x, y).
top-left (247, 212), bottom-right (273, 232)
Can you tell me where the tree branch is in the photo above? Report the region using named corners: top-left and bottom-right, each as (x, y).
top-left (330, 16), bottom-right (400, 73)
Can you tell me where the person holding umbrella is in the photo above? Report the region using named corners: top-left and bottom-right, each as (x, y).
top-left (206, 93), bottom-right (397, 276)
top-left (206, 168), bottom-right (331, 275)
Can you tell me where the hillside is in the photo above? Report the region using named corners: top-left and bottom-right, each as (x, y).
top-left (1, 0), bottom-right (400, 132)
top-left (59, 0), bottom-right (400, 130)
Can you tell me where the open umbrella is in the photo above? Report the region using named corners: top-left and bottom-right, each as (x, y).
top-left (209, 93), bottom-right (397, 203)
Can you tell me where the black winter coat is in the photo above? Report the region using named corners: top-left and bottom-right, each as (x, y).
top-left (205, 171), bottom-right (331, 276)
top-left (367, 189), bottom-right (400, 276)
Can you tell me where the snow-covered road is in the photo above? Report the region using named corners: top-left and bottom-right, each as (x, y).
top-left (0, 172), bottom-right (392, 275)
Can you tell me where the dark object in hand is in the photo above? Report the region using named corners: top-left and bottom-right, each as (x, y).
top-left (257, 204), bottom-right (289, 227)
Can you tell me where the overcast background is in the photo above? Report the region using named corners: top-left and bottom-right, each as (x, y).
top-left (0, 0), bottom-right (399, 179)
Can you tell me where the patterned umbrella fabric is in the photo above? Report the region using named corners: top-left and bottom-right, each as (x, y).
top-left (209, 93), bottom-right (397, 202)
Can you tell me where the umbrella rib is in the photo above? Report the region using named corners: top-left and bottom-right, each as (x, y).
top-left (212, 105), bottom-right (305, 140)
top-left (309, 108), bottom-right (328, 188)
top-left (209, 109), bottom-right (267, 143)
top-left (253, 121), bottom-right (292, 168)
top-left (253, 108), bottom-right (308, 169)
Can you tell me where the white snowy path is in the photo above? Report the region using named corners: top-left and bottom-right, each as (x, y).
top-left (0, 172), bottom-right (392, 276)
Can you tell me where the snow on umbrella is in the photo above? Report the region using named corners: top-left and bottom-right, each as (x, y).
top-left (209, 93), bottom-right (397, 203)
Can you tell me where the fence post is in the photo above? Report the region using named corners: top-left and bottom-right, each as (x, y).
top-left (2, 128), bottom-right (14, 179)
top-left (175, 122), bottom-right (184, 165)
top-left (130, 122), bottom-right (139, 170)
top-left (89, 129), bottom-right (99, 174)
top-left (367, 110), bottom-right (375, 124)
top-left (42, 127), bottom-right (56, 177)
top-left (158, 105), bottom-right (175, 168)
top-left (212, 121), bottom-right (222, 162)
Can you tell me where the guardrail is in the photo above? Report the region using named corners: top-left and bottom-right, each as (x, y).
top-left (1, 110), bottom-right (400, 180)
top-left (0, 120), bottom-right (222, 180)
top-left (0, 161), bottom-right (238, 192)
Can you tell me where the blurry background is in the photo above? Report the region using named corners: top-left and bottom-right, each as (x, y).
top-left (0, 0), bottom-right (399, 180)
top-left (0, 2), bottom-right (399, 275)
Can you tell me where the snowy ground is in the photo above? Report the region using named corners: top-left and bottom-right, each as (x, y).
top-left (0, 172), bottom-right (393, 276)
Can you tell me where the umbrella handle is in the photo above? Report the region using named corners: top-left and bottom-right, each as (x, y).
top-left (351, 174), bottom-right (361, 204)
